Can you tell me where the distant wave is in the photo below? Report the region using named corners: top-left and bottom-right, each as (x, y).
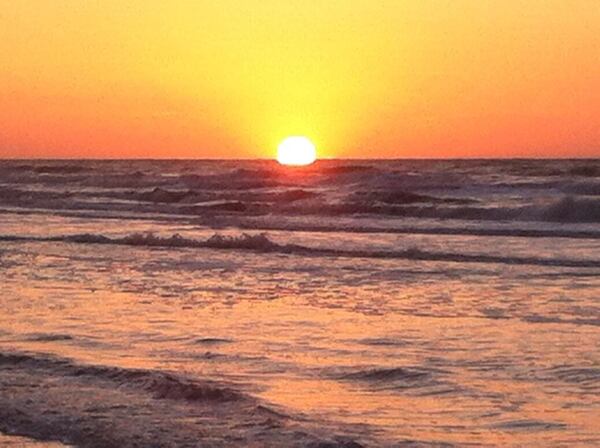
top-left (305, 196), bottom-right (600, 224)
top-left (534, 196), bottom-right (600, 223)
top-left (350, 190), bottom-right (475, 205)
top-left (1, 232), bottom-right (597, 268)
top-left (5, 164), bottom-right (89, 174)
top-left (135, 187), bottom-right (196, 203)
top-left (567, 165), bottom-right (600, 177)
top-left (3, 165), bottom-right (600, 224)
top-left (179, 173), bottom-right (283, 190)
top-left (321, 165), bottom-right (379, 175)
top-left (0, 185), bottom-right (321, 214)
top-left (238, 221), bottom-right (600, 240)
top-left (154, 187), bottom-right (317, 203)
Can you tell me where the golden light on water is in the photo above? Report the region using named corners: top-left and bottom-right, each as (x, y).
top-left (276, 136), bottom-right (317, 166)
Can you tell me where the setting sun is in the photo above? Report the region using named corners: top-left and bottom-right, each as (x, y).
top-left (276, 136), bottom-right (317, 166)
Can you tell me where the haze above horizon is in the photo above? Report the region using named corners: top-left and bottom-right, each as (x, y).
top-left (1, 1), bottom-right (599, 159)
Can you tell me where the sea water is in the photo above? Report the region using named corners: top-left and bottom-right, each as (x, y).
top-left (0, 159), bottom-right (598, 447)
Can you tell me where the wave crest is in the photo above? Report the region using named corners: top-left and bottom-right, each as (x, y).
top-left (537, 196), bottom-right (600, 223)
top-left (0, 351), bottom-right (243, 402)
top-left (2, 232), bottom-right (598, 268)
top-left (341, 367), bottom-right (431, 383)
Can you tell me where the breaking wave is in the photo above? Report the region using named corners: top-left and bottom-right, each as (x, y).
top-left (3, 187), bottom-right (599, 224)
top-left (1, 232), bottom-right (598, 268)
top-left (534, 196), bottom-right (600, 223)
top-left (132, 187), bottom-right (319, 204)
top-left (309, 196), bottom-right (600, 223)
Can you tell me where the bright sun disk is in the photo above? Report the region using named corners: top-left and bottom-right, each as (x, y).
top-left (277, 136), bottom-right (317, 166)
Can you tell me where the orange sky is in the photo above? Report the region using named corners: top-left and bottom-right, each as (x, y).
top-left (1, 1), bottom-right (599, 159)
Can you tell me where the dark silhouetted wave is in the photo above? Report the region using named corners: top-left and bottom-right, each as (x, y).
top-left (2, 232), bottom-right (597, 268)
top-left (0, 350), bottom-right (367, 447)
top-left (0, 351), bottom-right (243, 402)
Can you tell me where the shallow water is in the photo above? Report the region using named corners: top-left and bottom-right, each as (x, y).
top-left (0, 434), bottom-right (69, 447)
top-left (0, 160), bottom-right (599, 447)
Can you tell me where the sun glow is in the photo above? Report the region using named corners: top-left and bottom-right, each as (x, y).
top-left (276, 136), bottom-right (317, 166)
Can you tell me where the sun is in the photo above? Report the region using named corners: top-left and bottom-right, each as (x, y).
top-left (277, 136), bottom-right (317, 166)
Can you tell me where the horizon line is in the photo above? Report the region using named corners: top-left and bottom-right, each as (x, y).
top-left (1, 156), bottom-right (599, 161)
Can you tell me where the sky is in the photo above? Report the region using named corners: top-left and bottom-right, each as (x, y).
top-left (1, 0), bottom-right (599, 159)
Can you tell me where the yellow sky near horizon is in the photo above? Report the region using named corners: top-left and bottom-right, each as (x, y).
top-left (1, 0), bottom-right (599, 159)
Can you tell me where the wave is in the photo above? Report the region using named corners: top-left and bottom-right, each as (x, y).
top-left (567, 165), bottom-right (600, 177)
top-left (488, 419), bottom-right (567, 432)
top-left (200, 196), bottom-right (600, 223)
top-left (522, 315), bottom-right (600, 327)
top-left (135, 187), bottom-right (195, 203)
top-left (24, 333), bottom-right (74, 342)
top-left (312, 196), bottom-right (600, 223)
top-left (0, 351), bottom-right (243, 402)
top-left (0, 350), bottom-right (367, 448)
top-left (0, 187), bottom-right (74, 202)
top-left (181, 201), bottom-right (249, 213)
top-left (194, 337), bottom-right (234, 345)
top-left (389, 196), bottom-right (600, 223)
top-left (358, 338), bottom-right (410, 347)
top-left (32, 165), bottom-right (89, 175)
top-left (340, 367), bottom-right (432, 383)
top-left (2, 164), bottom-right (88, 174)
top-left (511, 364), bottom-right (600, 395)
top-left (238, 221), bottom-right (600, 240)
top-left (394, 440), bottom-right (455, 447)
top-left (321, 164), bottom-right (379, 175)
top-left (335, 366), bottom-right (457, 396)
top-left (542, 365), bottom-right (600, 388)
top-left (5, 199), bottom-right (600, 240)
top-left (535, 196), bottom-right (600, 223)
top-left (110, 187), bottom-right (320, 205)
top-left (349, 190), bottom-right (475, 206)
top-left (3, 165), bottom-right (600, 224)
top-left (456, 159), bottom-right (600, 178)
top-left (0, 184), bottom-right (322, 219)
top-left (1, 232), bottom-right (598, 268)
top-left (179, 173), bottom-right (283, 191)
top-left (564, 181), bottom-right (600, 196)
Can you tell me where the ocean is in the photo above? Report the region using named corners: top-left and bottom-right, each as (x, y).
top-left (0, 159), bottom-right (598, 447)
